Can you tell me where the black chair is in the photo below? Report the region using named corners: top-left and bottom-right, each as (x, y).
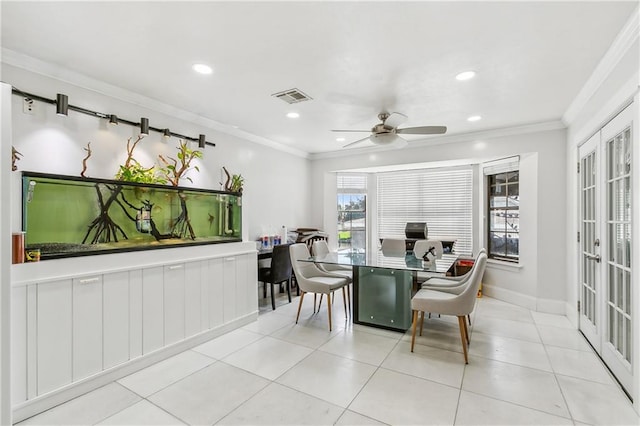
top-left (258, 244), bottom-right (292, 310)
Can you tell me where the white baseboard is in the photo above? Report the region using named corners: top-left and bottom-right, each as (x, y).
top-left (12, 312), bottom-right (258, 423)
top-left (482, 284), bottom-right (566, 315)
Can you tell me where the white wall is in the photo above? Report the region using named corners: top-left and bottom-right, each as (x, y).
top-left (310, 124), bottom-right (568, 312)
top-left (2, 64), bottom-right (312, 242)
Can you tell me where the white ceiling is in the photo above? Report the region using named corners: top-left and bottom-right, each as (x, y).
top-left (1, 1), bottom-right (636, 155)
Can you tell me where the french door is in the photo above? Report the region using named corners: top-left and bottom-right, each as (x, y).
top-left (578, 104), bottom-right (634, 393)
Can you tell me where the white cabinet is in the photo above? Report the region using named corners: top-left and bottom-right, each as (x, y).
top-left (223, 257), bottom-right (237, 323)
top-left (11, 243), bottom-right (258, 416)
top-left (103, 271), bottom-right (130, 369)
top-left (208, 258), bottom-right (224, 328)
top-left (72, 276), bottom-right (103, 381)
top-left (37, 279), bottom-right (72, 395)
top-left (164, 264), bottom-right (185, 345)
top-left (185, 261), bottom-right (203, 337)
top-left (142, 267), bottom-right (164, 354)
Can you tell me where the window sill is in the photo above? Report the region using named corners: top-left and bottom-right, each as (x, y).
top-left (487, 258), bottom-right (524, 271)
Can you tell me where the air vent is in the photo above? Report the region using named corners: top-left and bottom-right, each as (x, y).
top-left (272, 88), bottom-right (313, 104)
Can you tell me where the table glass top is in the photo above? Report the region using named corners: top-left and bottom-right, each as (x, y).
top-left (305, 250), bottom-right (458, 274)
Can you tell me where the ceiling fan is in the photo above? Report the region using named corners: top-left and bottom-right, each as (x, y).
top-left (333, 112), bottom-right (447, 148)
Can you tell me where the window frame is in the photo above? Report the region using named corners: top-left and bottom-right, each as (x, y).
top-left (487, 170), bottom-right (520, 262)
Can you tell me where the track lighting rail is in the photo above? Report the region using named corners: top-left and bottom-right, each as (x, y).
top-left (10, 87), bottom-right (215, 148)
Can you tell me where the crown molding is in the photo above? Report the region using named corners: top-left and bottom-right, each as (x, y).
top-left (1, 48), bottom-right (310, 159)
top-left (308, 120), bottom-right (566, 161)
top-left (562, 6), bottom-right (640, 126)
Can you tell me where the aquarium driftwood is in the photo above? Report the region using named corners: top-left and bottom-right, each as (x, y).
top-left (158, 139), bottom-right (202, 186)
top-left (115, 136), bottom-right (164, 184)
top-left (222, 166), bottom-right (244, 193)
top-left (12, 146), bottom-right (22, 171)
top-left (82, 184), bottom-right (128, 244)
top-left (169, 192), bottom-right (196, 240)
top-left (81, 142), bottom-right (92, 178)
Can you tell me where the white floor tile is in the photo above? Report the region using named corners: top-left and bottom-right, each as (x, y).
top-left (276, 350), bottom-right (376, 407)
top-left (222, 335), bottom-right (313, 380)
top-left (242, 311), bottom-right (295, 335)
top-left (218, 382), bottom-right (344, 425)
top-left (476, 301), bottom-right (534, 323)
top-left (270, 322), bottom-right (340, 349)
top-left (400, 316), bottom-right (468, 354)
top-left (545, 345), bottom-right (616, 384)
top-left (468, 331), bottom-right (552, 371)
top-left (349, 368), bottom-right (459, 425)
top-left (472, 316), bottom-right (541, 343)
top-left (462, 356), bottom-right (570, 418)
top-left (17, 383), bottom-right (140, 425)
top-left (454, 391), bottom-right (573, 425)
top-left (318, 327), bottom-right (399, 366)
top-left (334, 410), bottom-right (387, 425)
top-left (557, 374), bottom-right (639, 425)
top-left (531, 311), bottom-right (573, 329)
top-left (193, 328), bottom-right (264, 359)
top-left (536, 324), bottom-right (592, 351)
top-left (97, 400), bottom-right (185, 425)
top-left (148, 362), bottom-right (269, 425)
top-left (117, 350), bottom-right (215, 397)
top-left (381, 341), bottom-right (465, 388)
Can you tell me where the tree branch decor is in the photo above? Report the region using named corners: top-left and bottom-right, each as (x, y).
top-left (158, 139), bottom-right (202, 187)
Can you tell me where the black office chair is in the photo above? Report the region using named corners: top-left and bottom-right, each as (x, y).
top-left (258, 244), bottom-right (292, 310)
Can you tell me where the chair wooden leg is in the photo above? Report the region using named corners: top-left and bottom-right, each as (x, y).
top-left (419, 311), bottom-right (425, 336)
top-left (270, 283), bottom-right (276, 310)
top-left (463, 318), bottom-right (470, 346)
top-left (295, 292), bottom-right (305, 324)
top-left (411, 310), bottom-right (419, 352)
top-left (327, 292), bottom-right (333, 332)
top-left (286, 278), bottom-right (292, 303)
top-left (341, 287), bottom-right (347, 320)
top-left (458, 316), bottom-right (469, 364)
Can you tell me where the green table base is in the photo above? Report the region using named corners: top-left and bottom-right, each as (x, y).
top-left (353, 265), bottom-right (414, 332)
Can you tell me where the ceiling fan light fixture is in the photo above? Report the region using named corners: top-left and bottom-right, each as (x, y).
top-left (370, 132), bottom-right (404, 146)
top-left (456, 71), bottom-right (476, 81)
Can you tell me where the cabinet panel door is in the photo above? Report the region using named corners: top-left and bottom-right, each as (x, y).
top-left (142, 267), bottom-right (164, 354)
top-left (223, 257), bottom-right (237, 323)
top-left (103, 271), bottom-right (130, 369)
top-left (37, 279), bottom-right (73, 395)
top-left (11, 286), bottom-right (27, 405)
top-left (72, 276), bottom-right (103, 381)
top-left (246, 252), bottom-right (259, 314)
top-left (235, 254), bottom-right (250, 317)
top-left (129, 269), bottom-right (143, 359)
top-left (164, 264), bottom-right (185, 345)
top-left (208, 258), bottom-right (224, 328)
top-left (184, 261), bottom-right (202, 337)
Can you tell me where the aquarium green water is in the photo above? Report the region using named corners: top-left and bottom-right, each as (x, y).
top-left (22, 172), bottom-right (242, 259)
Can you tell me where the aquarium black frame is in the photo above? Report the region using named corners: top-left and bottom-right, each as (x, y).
top-left (21, 171), bottom-right (243, 260)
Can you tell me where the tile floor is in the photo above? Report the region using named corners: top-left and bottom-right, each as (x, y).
top-left (17, 290), bottom-right (640, 425)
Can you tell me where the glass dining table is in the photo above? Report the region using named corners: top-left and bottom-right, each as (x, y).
top-left (302, 249), bottom-right (458, 332)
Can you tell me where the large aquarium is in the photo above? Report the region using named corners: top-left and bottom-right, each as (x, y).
top-left (22, 172), bottom-right (242, 260)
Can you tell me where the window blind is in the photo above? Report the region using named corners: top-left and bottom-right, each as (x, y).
top-left (377, 168), bottom-right (473, 256)
top-left (337, 173), bottom-right (367, 193)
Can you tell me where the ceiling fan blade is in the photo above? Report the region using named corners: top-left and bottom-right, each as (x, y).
top-left (343, 135), bottom-right (372, 148)
top-left (331, 129), bottom-right (371, 133)
top-left (384, 112), bottom-right (408, 128)
top-left (396, 126), bottom-right (447, 135)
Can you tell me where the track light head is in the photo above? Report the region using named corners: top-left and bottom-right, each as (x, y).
top-left (140, 117), bottom-right (149, 136)
top-left (56, 93), bottom-right (68, 116)
top-left (198, 134), bottom-right (206, 149)
top-left (163, 128), bottom-right (171, 138)
top-left (109, 114), bottom-right (118, 125)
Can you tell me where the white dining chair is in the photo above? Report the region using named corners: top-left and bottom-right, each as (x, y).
top-left (289, 243), bottom-right (349, 331)
top-left (311, 240), bottom-right (352, 316)
top-left (410, 252), bottom-right (487, 363)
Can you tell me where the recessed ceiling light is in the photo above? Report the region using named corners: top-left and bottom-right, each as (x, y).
top-left (467, 115), bottom-right (482, 122)
top-left (456, 71), bottom-right (476, 81)
top-left (192, 63), bottom-right (213, 75)
top-left (286, 112), bottom-right (300, 119)
top-left (336, 137), bottom-right (346, 142)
